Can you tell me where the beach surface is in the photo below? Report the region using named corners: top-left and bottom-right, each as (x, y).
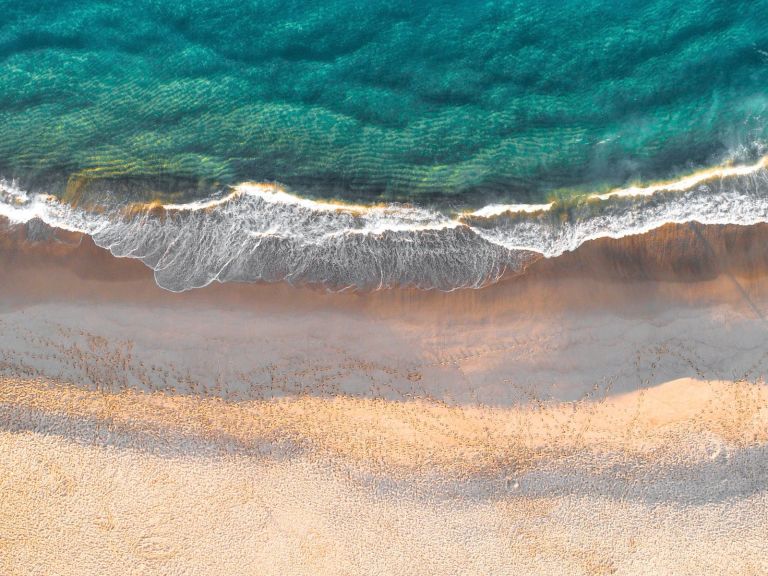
top-left (1, 222), bottom-right (768, 574)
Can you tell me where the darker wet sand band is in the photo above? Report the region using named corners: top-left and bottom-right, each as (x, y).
top-left (2, 218), bottom-right (768, 317)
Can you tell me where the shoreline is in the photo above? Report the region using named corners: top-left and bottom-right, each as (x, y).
top-left (1, 218), bottom-right (767, 404)
top-left (5, 154), bottom-right (768, 292)
top-left (3, 217), bottom-right (768, 310)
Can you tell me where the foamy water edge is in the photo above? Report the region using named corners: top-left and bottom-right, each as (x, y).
top-left (2, 156), bottom-right (768, 291)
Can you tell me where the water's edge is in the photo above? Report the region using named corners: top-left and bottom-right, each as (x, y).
top-left (2, 156), bottom-right (768, 292)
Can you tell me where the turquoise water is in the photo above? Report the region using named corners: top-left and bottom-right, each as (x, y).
top-left (2, 0), bottom-right (767, 204)
top-left (3, 1), bottom-right (768, 291)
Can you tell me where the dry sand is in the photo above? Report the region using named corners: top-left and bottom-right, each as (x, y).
top-left (1, 222), bottom-right (768, 574)
top-left (2, 376), bottom-right (767, 575)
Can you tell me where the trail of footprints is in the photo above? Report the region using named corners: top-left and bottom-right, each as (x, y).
top-left (0, 318), bottom-right (432, 402)
top-left (0, 313), bottom-right (749, 411)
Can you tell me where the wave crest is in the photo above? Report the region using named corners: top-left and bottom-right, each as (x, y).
top-left (2, 157), bottom-right (768, 291)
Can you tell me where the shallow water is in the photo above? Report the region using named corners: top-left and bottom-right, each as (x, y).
top-left (2, 0), bottom-right (767, 203)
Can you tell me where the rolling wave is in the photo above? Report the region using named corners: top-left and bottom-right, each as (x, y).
top-left (2, 156), bottom-right (768, 291)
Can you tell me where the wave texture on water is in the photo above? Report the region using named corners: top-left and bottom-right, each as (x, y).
top-left (2, 157), bottom-right (768, 292)
top-left (3, 0), bottom-right (767, 202)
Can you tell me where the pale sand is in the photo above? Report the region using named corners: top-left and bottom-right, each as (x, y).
top-left (2, 225), bottom-right (768, 573)
top-left (1, 377), bottom-right (767, 575)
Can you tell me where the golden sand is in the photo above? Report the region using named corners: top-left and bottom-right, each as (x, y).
top-left (1, 376), bottom-right (768, 575)
top-left (2, 376), bottom-right (767, 475)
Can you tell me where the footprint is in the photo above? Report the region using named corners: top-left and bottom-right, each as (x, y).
top-left (134, 533), bottom-right (177, 561)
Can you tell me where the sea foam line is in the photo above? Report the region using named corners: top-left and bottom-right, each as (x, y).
top-left (1, 154), bottom-right (768, 291)
top-left (592, 155), bottom-right (768, 200)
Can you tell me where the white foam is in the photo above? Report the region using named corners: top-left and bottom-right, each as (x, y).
top-left (0, 179), bottom-right (106, 235)
top-left (469, 202), bottom-right (555, 217)
top-left (1, 155), bottom-right (767, 291)
top-left (592, 156), bottom-right (768, 200)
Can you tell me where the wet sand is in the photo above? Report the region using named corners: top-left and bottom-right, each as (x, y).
top-left (1, 221), bottom-right (768, 574)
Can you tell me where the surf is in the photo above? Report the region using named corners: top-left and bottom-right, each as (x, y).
top-left (2, 154), bottom-right (768, 292)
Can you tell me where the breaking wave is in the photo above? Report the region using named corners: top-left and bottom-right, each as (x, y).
top-left (2, 156), bottom-right (768, 292)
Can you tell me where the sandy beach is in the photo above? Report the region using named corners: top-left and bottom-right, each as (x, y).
top-left (2, 221), bottom-right (768, 574)
top-left (4, 2), bottom-right (768, 571)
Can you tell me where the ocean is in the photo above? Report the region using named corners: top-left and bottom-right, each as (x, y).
top-left (1, 0), bottom-right (768, 290)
